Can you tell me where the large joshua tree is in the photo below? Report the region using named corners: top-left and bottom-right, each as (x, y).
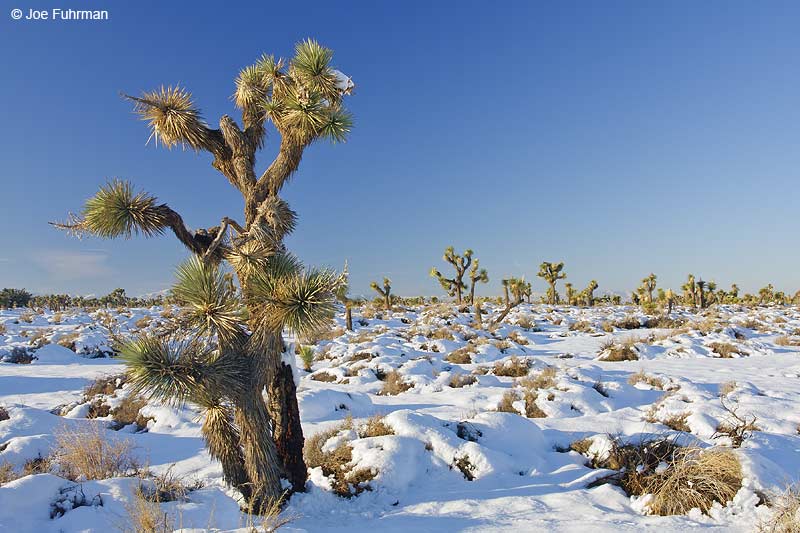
top-left (537, 261), bottom-right (566, 305)
top-left (52, 40), bottom-right (354, 507)
top-left (467, 259), bottom-right (489, 305)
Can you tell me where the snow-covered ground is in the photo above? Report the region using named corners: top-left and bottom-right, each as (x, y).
top-left (1, 303), bottom-right (799, 532)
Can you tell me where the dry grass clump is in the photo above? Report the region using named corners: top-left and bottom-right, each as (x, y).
top-left (0, 405), bottom-right (9, 421)
top-left (27, 329), bottom-right (51, 349)
top-left (661, 413), bottom-right (691, 432)
top-left (591, 438), bottom-right (742, 516)
top-left (492, 339), bottom-right (512, 353)
top-left (134, 316), bottom-right (152, 330)
top-left (496, 390), bottom-right (519, 413)
top-left (84, 374), bottom-right (127, 398)
top-left (709, 342), bottom-right (748, 358)
top-left (517, 366), bottom-right (557, 391)
top-left (53, 424), bottom-right (140, 481)
top-left (303, 325), bottom-right (346, 345)
top-left (86, 399), bottom-right (111, 419)
top-left (0, 323), bottom-right (6, 335)
top-left (310, 371), bottom-right (338, 383)
top-left (55, 332), bottom-right (80, 351)
top-left (759, 485), bottom-right (800, 533)
top-left (23, 454), bottom-right (53, 475)
top-left (448, 373), bottom-right (477, 388)
top-left (0, 461), bottom-right (19, 486)
top-left (775, 335), bottom-right (800, 347)
top-left (446, 345), bottom-right (474, 364)
top-left (506, 330), bottom-right (529, 345)
top-left (121, 486), bottom-right (176, 533)
top-left (612, 316), bottom-right (642, 330)
top-left (515, 315), bottom-right (537, 331)
top-left (19, 312), bottom-right (35, 323)
top-left (569, 320), bottom-right (594, 333)
top-left (303, 420), bottom-right (377, 497)
top-left (492, 356), bottom-right (530, 377)
top-left (569, 437), bottom-right (594, 457)
top-left (523, 391), bottom-right (547, 418)
top-left (358, 415), bottom-right (394, 438)
top-left (378, 370), bottom-right (413, 395)
top-left (628, 370), bottom-right (665, 390)
top-left (111, 394), bottom-right (153, 431)
top-left (598, 338), bottom-right (639, 361)
top-left (429, 327), bottom-right (455, 341)
top-left (452, 454), bottom-right (476, 481)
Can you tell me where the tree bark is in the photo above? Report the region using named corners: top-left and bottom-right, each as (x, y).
top-left (345, 305), bottom-right (353, 331)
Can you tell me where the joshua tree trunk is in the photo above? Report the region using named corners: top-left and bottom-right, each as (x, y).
top-left (345, 305), bottom-right (353, 331)
top-left (474, 301), bottom-right (483, 329)
top-left (267, 357), bottom-right (307, 492)
top-left (503, 285), bottom-right (509, 306)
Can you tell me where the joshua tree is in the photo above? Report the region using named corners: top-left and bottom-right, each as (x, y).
top-left (564, 283), bottom-right (575, 306)
top-left (492, 277), bottom-right (528, 325)
top-left (730, 283), bottom-right (740, 301)
top-left (640, 273), bottom-right (657, 304)
top-left (584, 280), bottom-right (598, 307)
top-left (696, 279), bottom-right (707, 309)
top-left (52, 40), bottom-right (354, 506)
top-left (665, 288), bottom-right (676, 314)
top-left (682, 274), bottom-right (697, 307)
top-left (501, 279), bottom-right (510, 306)
top-left (430, 247), bottom-right (473, 305)
top-left (758, 284), bottom-right (775, 304)
top-left (467, 259), bottom-right (489, 305)
top-left (370, 277), bottom-right (392, 310)
top-left (537, 261), bottom-right (566, 305)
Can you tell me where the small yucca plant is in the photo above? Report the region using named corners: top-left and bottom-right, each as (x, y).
top-left (298, 346), bottom-right (315, 372)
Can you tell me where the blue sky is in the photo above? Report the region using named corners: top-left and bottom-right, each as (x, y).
top-left (1, 1), bottom-right (798, 298)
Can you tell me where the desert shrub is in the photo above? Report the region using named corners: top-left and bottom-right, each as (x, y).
top-left (358, 415), bottom-right (394, 438)
top-left (53, 425), bottom-right (140, 480)
top-left (506, 330), bottom-right (529, 345)
top-left (378, 370), bottom-right (413, 395)
top-left (591, 438), bottom-right (742, 516)
top-left (592, 381), bottom-right (610, 398)
top-left (19, 312), bottom-right (35, 324)
top-left (493, 356), bottom-right (529, 377)
top-left (310, 371), bottom-right (337, 383)
top-left (84, 374), bottom-right (127, 398)
top-left (0, 406), bottom-right (8, 421)
top-left (643, 316), bottom-right (686, 329)
top-left (628, 370), bottom-right (665, 389)
top-left (496, 390), bottom-right (519, 413)
top-left (0, 462), bottom-right (19, 486)
top-left (517, 367), bottom-right (556, 391)
top-left (775, 335), bottom-right (800, 347)
top-left (613, 316), bottom-right (641, 330)
top-left (713, 400), bottom-right (759, 448)
top-left (446, 346), bottom-right (474, 364)
top-left (601, 321), bottom-right (614, 333)
top-left (298, 345), bottom-right (315, 372)
top-left (516, 315), bottom-right (537, 330)
top-left (523, 391), bottom-right (547, 418)
top-left (709, 342), bottom-right (747, 358)
top-left (111, 395), bottom-right (153, 431)
top-left (569, 437), bottom-right (594, 457)
top-left (661, 413), bottom-right (691, 432)
top-left (598, 339), bottom-right (639, 361)
top-left (429, 327), bottom-right (455, 341)
top-left (302, 325), bottom-right (346, 345)
top-left (0, 323), bottom-right (6, 335)
top-left (22, 453), bottom-right (52, 476)
top-left (56, 332), bottom-right (80, 351)
top-left (760, 485), bottom-right (800, 533)
top-left (448, 374), bottom-right (477, 388)
top-left (28, 329), bottom-right (51, 349)
top-left (86, 399), bottom-right (111, 419)
top-left (134, 316), bottom-right (152, 329)
top-left (303, 420), bottom-right (376, 497)
top-left (2, 346), bottom-right (35, 364)
top-left (120, 485), bottom-right (177, 533)
top-left (452, 454), bottom-right (476, 481)
top-left (569, 320), bottom-right (593, 333)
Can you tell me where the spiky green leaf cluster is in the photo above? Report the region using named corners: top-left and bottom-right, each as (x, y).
top-left (127, 86), bottom-right (211, 150)
top-left (172, 256), bottom-right (245, 340)
top-left (80, 180), bottom-right (166, 238)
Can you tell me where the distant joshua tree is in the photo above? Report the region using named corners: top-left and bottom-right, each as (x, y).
top-left (371, 277), bottom-right (393, 310)
top-left (467, 259), bottom-right (489, 305)
top-left (665, 288), bottom-right (676, 314)
top-left (492, 277), bottom-right (529, 325)
top-left (537, 262), bottom-right (566, 305)
top-left (583, 280), bottom-right (598, 307)
top-left (564, 283), bottom-right (576, 306)
top-left (640, 273), bottom-right (657, 304)
top-left (52, 40), bottom-right (354, 507)
top-left (430, 247), bottom-right (473, 305)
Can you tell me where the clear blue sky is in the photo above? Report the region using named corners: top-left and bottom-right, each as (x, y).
top-left (1, 1), bottom-right (798, 298)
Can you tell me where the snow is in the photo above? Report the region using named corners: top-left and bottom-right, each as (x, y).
top-left (1, 303), bottom-right (799, 531)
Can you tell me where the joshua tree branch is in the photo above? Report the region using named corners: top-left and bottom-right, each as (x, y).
top-left (255, 136), bottom-right (310, 200)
